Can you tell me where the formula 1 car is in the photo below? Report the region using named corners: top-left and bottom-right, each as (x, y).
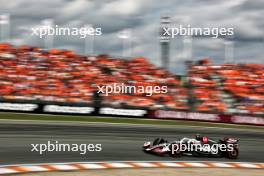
top-left (143, 135), bottom-right (239, 159)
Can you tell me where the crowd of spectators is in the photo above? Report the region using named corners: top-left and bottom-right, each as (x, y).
top-left (0, 44), bottom-right (263, 116)
top-left (188, 59), bottom-right (264, 116)
top-left (0, 43), bottom-right (188, 110)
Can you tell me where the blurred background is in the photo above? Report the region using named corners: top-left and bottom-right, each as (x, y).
top-left (0, 0), bottom-right (263, 73)
top-left (0, 0), bottom-right (263, 117)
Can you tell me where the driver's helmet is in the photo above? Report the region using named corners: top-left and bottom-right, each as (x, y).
top-left (195, 134), bottom-right (201, 141)
top-left (202, 136), bottom-right (209, 143)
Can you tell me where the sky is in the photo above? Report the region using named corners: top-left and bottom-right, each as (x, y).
top-left (0, 0), bottom-right (263, 74)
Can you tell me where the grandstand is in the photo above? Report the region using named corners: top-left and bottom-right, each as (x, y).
top-left (0, 43), bottom-right (263, 116)
top-left (188, 59), bottom-right (264, 115)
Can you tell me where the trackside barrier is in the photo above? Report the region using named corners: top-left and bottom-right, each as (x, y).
top-left (150, 110), bottom-right (264, 126)
top-left (0, 102), bottom-right (263, 126)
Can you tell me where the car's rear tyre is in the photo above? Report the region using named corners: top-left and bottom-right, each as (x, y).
top-left (169, 143), bottom-right (182, 157)
top-left (226, 147), bottom-right (239, 159)
top-left (153, 138), bottom-right (165, 146)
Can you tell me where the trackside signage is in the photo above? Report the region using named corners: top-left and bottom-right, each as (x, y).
top-left (231, 116), bottom-right (264, 125)
top-left (154, 110), bottom-right (220, 121)
top-left (100, 107), bottom-right (146, 117)
top-left (43, 105), bottom-right (94, 114)
top-left (0, 103), bottom-right (38, 111)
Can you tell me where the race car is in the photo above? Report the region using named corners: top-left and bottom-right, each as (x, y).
top-left (143, 134), bottom-right (239, 159)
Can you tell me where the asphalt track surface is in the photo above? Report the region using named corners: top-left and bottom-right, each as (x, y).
top-left (0, 120), bottom-right (263, 165)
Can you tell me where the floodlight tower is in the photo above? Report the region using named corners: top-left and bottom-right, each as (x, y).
top-left (118, 28), bottom-right (132, 57)
top-left (41, 19), bottom-right (54, 49)
top-left (0, 14), bottom-right (10, 42)
top-left (183, 35), bottom-right (193, 60)
top-left (224, 35), bottom-right (234, 63)
top-left (182, 16), bottom-right (192, 61)
top-left (160, 15), bottom-right (171, 70)
top-left (84, 24), bottom-right (94, 55)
